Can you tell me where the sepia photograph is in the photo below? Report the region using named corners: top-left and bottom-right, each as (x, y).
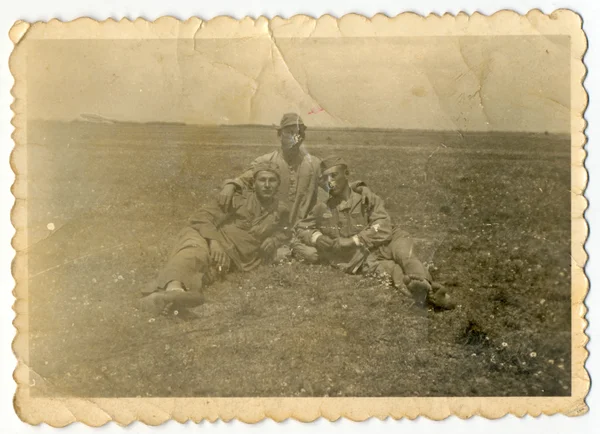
top-left (9, 11), bottom-right (588, 424)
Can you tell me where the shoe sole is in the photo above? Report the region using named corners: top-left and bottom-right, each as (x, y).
top-left (138, 292), bottom-right (170, 315)
top-left (169, 291), bottom-right (205, 310)
top-left (408, 281), bottom-right (430, 307)
top-left (428, 289), bottom-right (457, 310)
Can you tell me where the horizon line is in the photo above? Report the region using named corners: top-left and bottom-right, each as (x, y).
top-left (29, 117), bottom-right (571, 136)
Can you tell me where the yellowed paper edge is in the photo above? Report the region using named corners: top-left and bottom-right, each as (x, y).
top-left (9, 10), bottom-right (589, 426)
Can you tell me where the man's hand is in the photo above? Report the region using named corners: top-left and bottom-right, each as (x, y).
top-left (315, 234), bottom-right (334, 251)
top-left (218, 184), bottom-right (236, 211)
top-left (210, 240), bottom-right (230, 269)
top-left (356, 185), bottom-right (376, 207)
top-left (332, 237), bottom-right (356, 250)
top-left (260, 237), bottom-right (278, 257)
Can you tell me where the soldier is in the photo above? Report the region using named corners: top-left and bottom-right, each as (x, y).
top-left (140, 162), bottom-right (289, 314)
top-left (295, 156), bottom-right (455, 309)
top-left (217, 112), bottom-right (373, 262)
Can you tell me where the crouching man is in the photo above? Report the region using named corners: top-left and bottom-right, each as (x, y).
top-left (294, 156), bottom-right (455, 309)
top-left (140, 162), bottom-right (289, 314)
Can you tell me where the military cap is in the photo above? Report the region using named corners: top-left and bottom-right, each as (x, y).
top-left (320, 156), bottom-right (348, 173)
top-left (252, 161), bottom-right (281, 181)
top-left (277, 112), bottom-right (305, 130)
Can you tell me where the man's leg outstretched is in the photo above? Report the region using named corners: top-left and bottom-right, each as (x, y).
top-left (140, 227), bottom-right (209, 314)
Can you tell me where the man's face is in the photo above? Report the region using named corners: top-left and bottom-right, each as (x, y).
top-left (279, 125), bottom-right (303, 152)
top-left (254, 171), bottom-right (280, 200)
top-left (322, 165), bottom-right (349, 197)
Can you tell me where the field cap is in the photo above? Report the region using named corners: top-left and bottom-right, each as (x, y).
top-left (321, 156), bottom-right (348, 174)
top-left (278, 113), bottom-right (305, 130)
top-left (253, 161), bottom-right (281, 181)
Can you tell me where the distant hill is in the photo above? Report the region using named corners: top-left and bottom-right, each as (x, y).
top-left (79, 113), bottom-right (116, 124)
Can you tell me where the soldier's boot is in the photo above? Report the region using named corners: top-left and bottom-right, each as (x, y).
top-left (141, 279), bottom-right (159, 296)
top-left (407, 278), bottom-right (431, 308)
top-left (167, 290), bottom-right (205, 310)
top-left (139, 279), bottom-right (204, 315)
top-left (138, 291), bottom-right (173, 315)
top-left (427, 282), bottom-right (457, 310)
top-left (139, 279), bottom-right (169, 315)
top-left (139, 290), bottom-right (204, 314)
top-left (162, 279), bottom-right (205, 311)
top-left (395, 283), bottom-right (412, 298)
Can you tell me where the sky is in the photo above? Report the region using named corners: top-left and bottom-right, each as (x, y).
top-left (26, 35), bottom-right (571, 132)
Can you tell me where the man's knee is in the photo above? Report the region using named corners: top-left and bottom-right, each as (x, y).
top-left (171, 228), bottom-right (210, 259)
top-left (178, 229), bottom-right (208, 249)
top-left (391, 237), bottom-right (415, 259)
top-left (292, 243), bottom-right (319, 264)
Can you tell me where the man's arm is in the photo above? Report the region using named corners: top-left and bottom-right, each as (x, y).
top-left (189, 193), bottom-right (245, 237)
top-left (354, 194), bottom-right (393, 249)
top-left (350, 180), bottom-right (377, 207)
top-left (222, 166), bottom-right (255, 192)
top-left (269, 205), bottom-right (292, 245)
top-left (260, 205), bottom-right (291, 257)
top-left (273, 203), bottom-right (293, 247)
top-left (218, 155), bottom-right (268, 210)
top-left (294, 203), bottom-right (327, 246)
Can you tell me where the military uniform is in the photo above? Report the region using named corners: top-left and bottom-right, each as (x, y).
top-left (222, 114), bottom-right (373, 262)
top-left (143, 188), bottom-right (288, 307)
top-left (224, 149), bottom-right (323, 226)
top-left (160, 193), bottom-right (287, 290)
top-left (295, 188), bottom-right (430, 286)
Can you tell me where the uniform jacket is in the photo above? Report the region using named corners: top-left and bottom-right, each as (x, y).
top-left (189, 192), bottom-right (289, 271)
top-left (224, 149), bottom-right (322, 226)
top-left (294, 188), bottom-right (393, 273)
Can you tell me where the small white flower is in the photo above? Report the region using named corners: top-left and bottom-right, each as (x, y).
top-left (530, 352), bottom-right (537, 358)
top-left (502, 342), bottom-right (508, 347)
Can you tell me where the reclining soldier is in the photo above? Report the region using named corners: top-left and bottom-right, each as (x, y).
top-left (294, 156), bottom-right (455, 309)
top-left (140, 162), bottom-right (289, 314)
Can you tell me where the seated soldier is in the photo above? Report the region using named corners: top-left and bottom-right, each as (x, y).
top-left (295, 156), bottom-right (455, 309)
top-left (140, 162), bottom-right (289, 314)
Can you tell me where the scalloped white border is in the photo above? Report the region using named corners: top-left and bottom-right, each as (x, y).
top-left (8, 10), bottom-right (589, 426)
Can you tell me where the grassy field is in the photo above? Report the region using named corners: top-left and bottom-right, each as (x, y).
top-left (23, 120), bottom-right (572, 397)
